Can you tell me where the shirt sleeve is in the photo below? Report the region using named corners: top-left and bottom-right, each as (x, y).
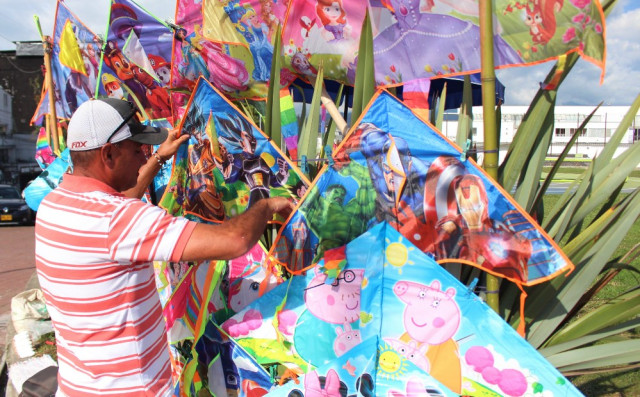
top-left (107, 198), bottom-right (197, 263)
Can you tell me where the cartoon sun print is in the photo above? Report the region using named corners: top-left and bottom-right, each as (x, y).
top-left (378, 344), bottom-right (409, 380)
top-left (384, 237), bottom-right (415, 275)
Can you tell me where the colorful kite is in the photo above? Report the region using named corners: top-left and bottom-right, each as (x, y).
top-left (159, 76), bottom-right (309, 223)
top-left (212, 222), bottom-right (582, 396)
top-left (156, 76), bottom-right (309, 384)
top-left (32, 1), bottom-right (101, 121)
top-left (270, 90), bottom-right (573, 287)
top-left (34, 127), bottom-right (57, 170)
top-left (171, 0), bottom-right (270, 109)
top-left (280, 0), bottom-right (606, 86)
top-left (265, 337), bottom-right (458, 397)
top-left (97, 0), bottom-right (174, 120)
top-left (24, 148), bottom-right (71, 212)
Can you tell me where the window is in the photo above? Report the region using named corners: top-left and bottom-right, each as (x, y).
top-left (633, 128), bottom-right (640, 142)
top-left (569, 128), bottom-right (587, 137)
top-left (555, 128), bottom-right (566, 137)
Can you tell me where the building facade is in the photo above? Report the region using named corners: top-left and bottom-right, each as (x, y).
top-left (439, 106), bottom-right (640, 161)
top-left (0, 42), bottom-right (44, 133)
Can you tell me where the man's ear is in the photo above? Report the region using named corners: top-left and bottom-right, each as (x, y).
top-left (100, 144), bottom-right (117, 168)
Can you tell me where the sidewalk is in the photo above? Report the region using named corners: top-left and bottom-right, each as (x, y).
top-left (0, 226), bottom-right (36, 360)
top-left (0, 273), bottom-right (42, 396)
top-left (0, 226), bottom-right (39, 395)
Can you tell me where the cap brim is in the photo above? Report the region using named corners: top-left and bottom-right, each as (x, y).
top-left (128, 124), bottom-right (168, 145)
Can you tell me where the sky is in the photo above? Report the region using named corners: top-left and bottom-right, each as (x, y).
top-left (0, 0), bottom-right (638, 107)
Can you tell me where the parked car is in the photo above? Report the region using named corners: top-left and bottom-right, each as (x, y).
top-left (0, 184), bottom-right (33, 226)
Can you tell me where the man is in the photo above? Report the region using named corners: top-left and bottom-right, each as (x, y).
top-left (34, 98), bottom-right (293, 396)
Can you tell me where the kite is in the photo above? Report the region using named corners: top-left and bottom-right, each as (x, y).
top-left (270, 90), bottom-right (573, 287)
top-left (156, 76), bottom-right (309, 384)
top-left (265, 337), bottom-right (457, 397)
top-left (97, 0), bottom-right (174, 120)
top-left (159, 76), bottom-right (309, 223)
top-left (279, 0), bottom-right (606, 86)
top-left (32, 0), bottom-right (101, 121)
top-left (171, 0), bottom-right (270, 109)
top-left (24, 149), bottom-right (71, 212)
top-left (34, 127), bottom-right (57, 170)
top-left (212, 222), bottom-right (582, 396)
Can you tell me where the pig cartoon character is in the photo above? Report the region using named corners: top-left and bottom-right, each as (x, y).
top-left (394, 279), bottom-right (462, 393)
top-left (304, 268), bottom-right (363, 325)
top-left (383, 338), bottom-right (430, 373)
top-left (333, 323), bottom-right (361, 357)
top-left (394, 279), bottom-right (460, 344)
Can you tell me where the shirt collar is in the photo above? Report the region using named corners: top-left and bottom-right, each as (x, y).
top-left (59, 174), bottom-right (124, 196)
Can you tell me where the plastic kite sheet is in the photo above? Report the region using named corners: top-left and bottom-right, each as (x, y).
top-left (187, 316), bottom-right (275, 396)
top-left (280, 0), bottom-right (606, 86)
top-left (271, 90), bottom-right (573, 286)
top-left (164, 245), bottom-right (284, 394)
top-left (34, 127), bottom-right (57, 170)
top-left (159, 243), bottom-right (283, 339)
top-left (158, 245), bottom-right (286, 388)
top-left (213, 223), bottom-right (583, 396)
top-left (97, 0), bottom-right (173, 120)
top-left (170, 0), bottom-right (274, 110)
top-left (265, 337), bottom-right (457, 397)
top-left (24, 149), bottom-right (71, 212)
top-left (33, 1), bottom-right (101, 121)
top-left (159, 77), bottom-right (309, 224)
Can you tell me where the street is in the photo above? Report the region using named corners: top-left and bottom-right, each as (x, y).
top-left (0, 225), bottom-right (36, 358)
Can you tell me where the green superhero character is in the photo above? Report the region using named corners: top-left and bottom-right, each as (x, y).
top-left (300, 161), bottom-right (377, 263)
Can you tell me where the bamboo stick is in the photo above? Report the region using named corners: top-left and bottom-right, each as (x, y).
top-left (43, 36), bottom-right (60, 155)
top-left (479, 0), bottom-right (500, 313)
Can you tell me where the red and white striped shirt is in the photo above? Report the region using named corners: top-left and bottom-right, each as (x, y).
top-left (35, 174), bottom-right (197, 397)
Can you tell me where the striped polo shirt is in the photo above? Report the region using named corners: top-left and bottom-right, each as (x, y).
top-left (35, 174), bottom-right (197, 396)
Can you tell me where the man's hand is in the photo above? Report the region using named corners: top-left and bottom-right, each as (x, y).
top-left (266, 196), bottom-right (295, 220)
top-left (181, 196), bottom-right (297, 262)
top-left (156, 128), bottom-right (189, 161)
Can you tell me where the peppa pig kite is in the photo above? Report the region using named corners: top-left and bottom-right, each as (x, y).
top-left (188, 222), bottom-right (583, 396)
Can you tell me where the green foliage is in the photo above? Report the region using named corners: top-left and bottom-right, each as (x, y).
top-left (350, 9), bottom-right (376, 126)
top-left (492, 0), bottom-right (640, 379)
top-left (456, 75), bottom-right (473, 148)
top-left (265, 25), bottom-right (283, 146)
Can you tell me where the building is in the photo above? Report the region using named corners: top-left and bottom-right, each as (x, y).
top-left (439, 106), bottom-right (640, 161)
top-left (0, 42), bottom-right (44, 189)
top-left (0, 41), bottom-right (44, 133)
top-left (0, 86), bottom-right (11, 133)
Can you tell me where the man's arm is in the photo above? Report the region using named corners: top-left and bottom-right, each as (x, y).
top-left (123, 129), bottom-right (190, 199)
top-left (180, 196), bottom-right (294, 262)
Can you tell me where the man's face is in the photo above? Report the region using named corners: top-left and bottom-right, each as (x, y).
top-left (111, 140), bottom-right (147, 191)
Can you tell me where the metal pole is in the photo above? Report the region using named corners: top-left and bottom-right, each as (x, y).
top-left (479, 0), bottom-right (499, 313)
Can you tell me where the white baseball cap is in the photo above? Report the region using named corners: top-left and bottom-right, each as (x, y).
top-left (67, 98), bottom-right (168, 151)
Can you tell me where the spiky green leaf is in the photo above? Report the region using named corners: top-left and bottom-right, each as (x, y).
top-left (265, 25), bottom-right (283, 146)
top-left (351, 10), bottom-right (375, 126)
